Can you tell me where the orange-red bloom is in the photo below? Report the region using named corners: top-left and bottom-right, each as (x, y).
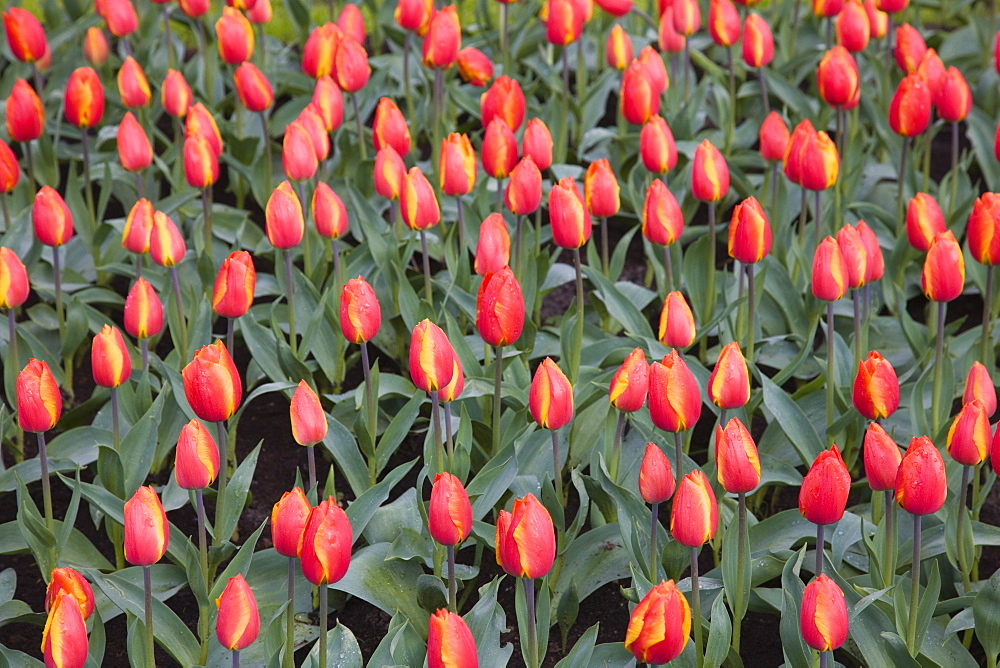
top-left (91, 324), bottom-right (131, 389)
top-left (302, 23), bottom-right (341, 78)
top-left (45, 568), bottom-right (95, 622)
top-left (266, 181), bottom-right (305, 249)
top-left (291, 380), bottom-right (327, 446)
top-left (729, 196), bottom-right (771, 263)
top-left (936, 66), bottom-right (971, 122)
top-left (475, 213), bottom-right (510, 276)
top-left (282, 121), bottom-right (318, 182)
top-left (41, 593), bottom-right (88, 668)
top-left (947, 400), bottom-right (990, 466)
top-left (549, 177), bottom-right (593, 249)
top-left (184, 135), bottom-right (220, 189)
top-left (213, 251), bottom-right (256, 319)
top-left (812, 236), bottom-right (848, 301)
top-left (400, 167), bottom-right (441, 230)
top-left (428, 472), bottom-right (473, 546)
top-left (124, 486), bottom-right (169, 566)
top-left (817, 46), bottom-right (859, 109)
top-left (427, 609), bottom-right (478, 668)
top-left (889, 73), bottom-right (931, 137)
top-left (648, 350), bottom-right (702, 432)
top-left (456, 46), bottom-right (493, 86)
top-left (895, 436), bottom-right (946, 515)
top-left (798, 446), bottom-right (851, 525)
top-left (32, 186), bottom-right (74, 247)
top-left (0, 247), bottom-right (29, 310)
top-left (625, 579), bottom-right (691, 664)
top-left (707, 342), bottom-right (750, 409)
top-left (336, 2), bottom-right (364, 42)
top-left (799, 131), bottom-right (839, 191)
top-left (710, 0), bottom-right (741, 45)
top-left (659, 7), bottom-right (687, 52)
top-left (65, 67), bottom-right (104, 128)
top-left (620, 60), bottom-right (660, 125)
top-left (836, 224), bottom-right (867, 289)
top-left (0, 139), bottom-right (19, 194)
top-left (639, 443), bottom-right (676, 504)
top-left (642, 180), bottom-right (684, 247)
top-left (296, 104), bottom-right (329, 162)
top-left (856, 221), bottom-right (884, 283)
top-left (216, 6), bottom-right (254, 64)
top-left (691, 139), bottom-right (729, 202)
top-left (374, 147), bottom-right (406, 201)
top-left (800, 575), bottom-right (848, 651)
top-left (149, 211), bottom-right (186, 267)
top-left (215, 574), bottom-right (259, 651)
top-left (864, 422), bottom-right (902, 491)
top-left (480, 75), bottom-right (525, 130)
top-left (905, 192), bottom-right (946, 252)
top-left (640, 115), bottom-right (677, 175)
top-left (396, 0), bottom-right (434, 34)
top-left (477, 266), bottom-right (524, 347)
top-left (182, 341), bottom-right (242, 423)
top-left (584, 158), bottom-right (621, 218)
top-left (529, 358), bottom-right (574, 429)
top-left (836, 0), bottom-right (870, 51)
top-left (102, 0), bottom-right (138, 36)
top-left (852, 351), bottom-right (899, 419)
top-left (606, 24), bottom-right (633, 70)
top-left (186, 103), bottom-right (223, 156)
top-left (968, 193), bottom-right (1000, 265)
top-left (670, 469), bottom-right (718, 547)
top-left (270, 487), bottom-right (311, 557)
top-left (175, 418), bottom-right (220, 490)
top-left (124, 278), bottom-right (163, 340)
top-left (332, 35), bottom-right (371, 92)
top-left (440, 133), bottom-right (477, 196)
top-left (234, 62), bottom-right (273, 112)
top-left (921, 230), bottom-right (964, 302)
top-left (496, 493), bottom-right (555, 578)
top-left (298, 496), bottom-right (353, 585)
top-left (894, 23), bottom-right (925, 73)
top-left (117, 56), bottom-right (150, 109)
top-left (760, 111), bottom-right (789, 162)
top-left (505, 156), bottom-right (542, 216)
top-left (609, 348), bottom-right (649, 413)
top-left (481, 118), bottom-right (518, 179)
top-left (865, 0), bottom-right (888, 37)
top-left (6, 79), bottom-right (44, 143)
top-left (4, 8), bottom-right (47, 63)
top-left (17, 359), bottom-right (61, 433)
top-left (373, 97), bottom-right (411, 158)
top-left (742, 13), bottom-right (774, 68)
top-left (409, 319), bottom-right (455, 393)
top-left (658, 291), bottom-right (696, 348)
top-left (963, 362), bottom-right (996, 417)
top-left (422, 5), bottom-right (461, 68)
top-left (340, 276), bottom-right (381, 344)
top-left (117, 112), bottom-right (152, 172)
top-left (545, 0), bottom-right (584, 45)
top-left (715, 417), bottom-right (761, 494)
top-left (312, 76), bottom-right (344, 131)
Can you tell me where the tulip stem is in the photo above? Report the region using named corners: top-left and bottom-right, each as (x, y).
top-left (814, 190), bottom-right (823, 249)
top-left (162, 7), bottom-right (176, 69)
top-left (816, 523), bottom-right (825, 576)
top-left (319, 584), bottom-right (328, 668)
top-left (674, 431), bottom-right (684, 490)
top-left (420, 230), bottom-right (434, 307)
top-left (691, 547), bottom-right (703, 668)
top-left (283, 249), bottom-right (298, 356)
top-left (111, 387), bottom-right (120, 453)
top-left (1, 195), bottom-right (10, 233)
top-left (982, 266), bottom-right (994, 367)
top-left (432, 393), bottom-right (445, 474)
top-left (826, 301), bottom-right (835, 432)
top-left (25, 143), bottom-right (36, 193)
top-left (141, 339), bottom-right (149, 372)
top-left (352, 94), bottom-right (367, 161)
top-left (747, 263), bottom-right (756, 368)
top-left (493, 346), bottom-right (503, 456)
top-left (552, 430), bottom-right (564, 505)
top-left (649, 502), bottom-right (659, 582)
top-left (725, 47), bottom-right (735, 156)
top-left (820, 650), bottom-right (828, 668)
top-left (884, 490), bottom-right (896, 588)
top-left (897, 139), bottom-right (909, 235)
top-left (706, 203), bottom-right (718, 329)
top-left (196, 489), bottom-right (209, 601)
top-left (52, 245), bottom-right (65, 345)
top-left (7, 309), bottom-right (18, 380)
top-left (949, 122), bottom-right (959, 218)
top-left (233, 649), bottom-right (240, 668)
top-left (170, 266), bottom-right (189, 360)
top-left (447, 545), bottom-right (457, 612)
top-left (361, 341), bottom-right (378, 486)
top-left (514, 215), bottom-right (523, 279)
top-left (734, 492), bottom-right (748, 652)
top-left (444, 402), bottom-right (455, 470)
top-left (769, 163), bottom-right (778, 219)
top-left (600, 218), bottom-right (610, 278)
top-left (852, 290), bottom-right (862, 363)
top-left (226, 318), bottom-right (235, 360)
top-left (500, 3), bottom-right (509, 76)
top-left (798, 189), bottom-right (808, 239)
top-left (664, 244), bottom-right (673, 293)
top-left (683, 40), bottom-right (691, 103)
top-left (403, 34), bottom-right (414, 123)
top-left (284, 557), bottom-right (295, 668)
top-left (957, 464), bottom-right (972, 593)
top-left (81, 130), bottom-right (96, 233)
top-left (906, 514), bottom-right (922, 655)
top-left (297, 182), bottom-right (314, 280)
top-left (306, 445), bottom-right (317, 497)
top-left (759, 68), bottom-right (770, 116)
top-left (332, 239), bottom-right (342, 288)
top-left (202, 187), bottom-right (213, 251)
top-left (456, 197), bottom-right (466, 258)
top-left (215, 421), bottom-right (228, 544)
top-left (931, 300), bottom-right (945, 435)
top-left (37, 432), bottom-right (54, 546)
top-left (258, 112), bottom-right (272, 190)
top-left (523, 577), bottom-right (540, 668)
top-left (610, 411), bottom-right (626, 483)
top-left (572, 248), bottom-right (584, 383)
top-left (143, 566), bottom-right (155, 668)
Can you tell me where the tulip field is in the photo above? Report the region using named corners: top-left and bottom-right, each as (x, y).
top-left (6, 0), bottom-right (1000, 665)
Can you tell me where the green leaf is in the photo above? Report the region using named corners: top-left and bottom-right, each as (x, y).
top-left (704, 590), bottom-right (733, 668)
top-left (301, 624), bottom-right (363, 668)
top-left (779, 547), bottom-right (810, 668)
top-left (217, 443), bottom-right (261, 545)
top-left (721, 498), bottom-right (751, 630)
top-left (974, 568), bottom-right (1000, 662)
top-left (345, 460), bottom-right (414, 541)
top-left (759, 370), bottom-right (824, 466)
top-left (581, 266), bottom-right (653, 339)
top-left (374, 394), bottom-right (422, 475)
top-left (120, 392), bottom-right (164, 496)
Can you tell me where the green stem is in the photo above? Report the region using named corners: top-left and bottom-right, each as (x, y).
top-left (38, 431), bottom-right (54, 562)
top-left (601, 218), bottom-right (609, 278)
top-left (691, 547), bottom-right (703, 668)
top-left (403, 33), bottom-right (414, 123)
top-left (111, 387), bottom-right (120, 453)
top-left (259, 112), bottom-right (272, 190)
top-left (664, 244), bottom-right (674, 293)
top-left (170, 267), bottom-right (189, 360)
top-left (7, 309), bottom-right (17, 382)
top-left (816, 523), bottom-right (825, 576)
top-left (957, 465), bottom-right (972, 592)
top-left (196, 489), bottom-right (210, 664)
top-left (493, 346), bottom-right (503, 456)
top-left (906, 514), bottom-right (922, 655)
top-left (674, 431), bottom-right (684, 490)
top-left (284, 557), bottom-right (295, 668)
top-left (853, 289), bottom-right (862, 364)
top-left (319, 583), bottom-right (328, 668)
top-left (444, 403), bottom-right (455, 472)
top-left (982, 266), bottom-right (994, 367)
top-left (523, 577), bottom-right (539, 668)
top-left (163, 7), bottom-right (176, 69)
top-left (649, 502), bottom-right (659, 581)
top-left (420, 230), bottom-right (433, 307)
top-left (573, 248), bottom-right (584, 383)
top-left (897, 139), bottom-right (908, 236)
top-left (81, 130), bottom-right (95, 234)
top-left (447, 545), bottom-right (457, 612)
top-left (298, 182), bottom-right (313, 279)
top-left (931, 301), bottom-right (945, 435)
top-left (144, 566), bottom-right (155, 667)
top-left (725, 47), bottom-right (735, 156)
top-left (610, 412), bottom-right (626, 483)
top-left (706, 203), bottom-right (717, 327)
top-left (283, 249), bottom-right (297, 356)
top-left (53, 245), bottom-right (65, 344)
top-left (921, 124), bottom-right (933, 192)
top-left (352, 94), bottom-right (367, 161)
top-left (226, 318), bottom-right (234, 359)
top-left (733, 492), bottom-right (747, 652)
top-left (432, 393), bottom-right (444, 474)
top-left (814, 189), bottom-right (823, 249)
top-left (551, 430), bottom-right (564, 504)
top-left (307, 445), bottom-right (316, 495)
top-left (884, 490), bottom-right (896, 588)
top-left (203, 187), bottom-right (213, 252)
top-left (215, 421), bottom-right (228, 544)
top-left (500, 3), bottom-right (509, 76)
top-left (1, 194), bottom-right (10, 232)
top-left (826, 302), bottom-right (835, 432)
top-left (747, 263), bottom-right (756, 367)
top-left (361, 342), bottom-right (378, 487)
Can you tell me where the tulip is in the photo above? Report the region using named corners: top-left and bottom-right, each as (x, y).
top-left (784, 119), bottom-right (815, 186)
top-left (658, 291), bottom-right (696, 348)
top-left (606, 24), bottom-right (633, 70)
top-left (936, 66), bottom-right (970, 124)
top-left (648, 350), bottom-right (702, 437)
top-left (609, 348), bottom-right (649, 413)
top-left (963, 362), bottom-right (996, 417)
top-left (41, 593), bottom-right (89, 668)
top-left (0, 247), bottom-right (30, 311)
top-left (332, 35), bottom-right (370, 92)
top-left (800, 575), bottom-right (848, 654)
top-left (855, 221), bottom-right (883, 288)
top-left (480, 75), bottom-right (525, 130)
top-left (427, 609), bottom-right (478, 667)
top-left (643, 181), bottom-right (684, 288)
top-left (715, 417), bottom-right (761, 494)
top-left (117, 112), bottom-right (152, 174)
top-left (186, 103), bottom-right (223, 156)
top-left (400, 167), bottom-right (441, 232)
top-left (336, 3), bottom-right (364, 43)
top-left (550, 177), bottom-right (592, 249)
top-left (117, 57), bottom-right (150, 109)
top-left (124, 278), bottom-right (164, 348)
top-left (247, 0), bottom-right (272, 23)
top-left (760, 111), bottom-right (790, 162)
top-left (968, 194), bottom-right (1000, 369)
top-left (640, 116), bottom-right (677, 177)
top-left (659, 8), bottom-right (686, 53)
top-left (65, 67), bottom-right (104, 129)
top-left (213, 250), bottom-right (256, 339)
top-left (184, 135), bottom-right (220, 189)
top-left (216, 6), bottom-right (254, 64)
top-left (584, 158), bottom-right (620, 275)
top-left (922, 230), bottom-right (964, 302)
top-left (149, 211), bottom-right (186, 268)
top-left (299, 496), bottom-right (352, 585)
top-left (836, 0), bottom-right (870, 51)
top-left (340, 276), bottom-right (380, 344)
top-left (374, 147), bottom-right (406, 201)
top-left (373, 97), bottom-right (411, 158)
top-left (529, 357), bottom-right (575, 426)
top-left (102, 0), bottom-right (138, 36)
top-left (947, 400), bottom-right (990, 467)
top-left (482, 117), bottom-right (518, 180)
top-left (312, 76), bottom-right (344, 131)
top-left (265, 181), bottom-right (305, 251)
top-left (905, 192), bottom-right (945, 252)
top-left (456, 47), bottom-right (493, 86)
top-left (175, 418), bottom-right (220, 490)
top-left (477, 266), bottom-right (524, 348)
top-left (817, 46), bottom-right (859, 109)
top-left (429, 472), bottom-right (472, 609)
top-left (851, 351), bottom-right (899, 422)
top-left (409, 319), bottom-right (455, 394)
top-left (707, 341), bottom-right (750, 410)
top-left (282, 121), bottom-right (318, 182)
top-left (291, 380), bottom-right (327, 446)
top-left (475, 213), bottom-right (510, 276)
top-left (422, 6), bottom-right (460, 68)
top-left (17, 358), bottom-right (60, 434)
top-left (5, 79), bottom-right (44, 144)
top-left (302, 23), bottom-right (341, 79)
top-left (729, 196), bottom-right (771, 264)
top-left (271, 487), bottom-right (311, 557)
top-left (812, 236), bottom-right (847, 301)
top-left (91, 324), bottom-right (131, 391)
top-left (0, 138), bottom-right (19, 202)
top-left (124, 486), bottom-right (169, 566)
top-left (234, 62), bottom-right (273, 112)
top-left (45, 568), bottom-right (95, 622)
top-left (799, 130), bottom-right (839, 193)
top-left (889, 73), bottom-right (931, 137)
top-left (33, 187), bottom-right (73, 248)
top-left (639, 443), bottom-right (676, 505)
top-left (625, 580), bottom-right (691, 664)
top-left (495, 494), bottom-right (555, 578)
top-left (3, 8), bottom-right (47, 64)
top-left (894, 23), bottom-right (925, 73)
top-left (620, 60), bottom-right (660, 125)
top-left (671, 468), bottom-right (716, 662)
top-left (710, 0), bottom-right (741, 45)
top-left (440, 132), bottom-right (476, 199)
top-left (183, 340), bottom-right (242, 424)
top-left (864, 422), bottom-right (901, 491)
top-left (864, 0), bottom-right (888, 37)
top-left (216, 575), bottom-right (259, 653)
top-left (742, 12), bottom-right (774, 71)
top-left (505, 156), bottom-right (542, 216)
top-left (179, 0), bottom-right (210, 18)
top-left (799, 445), bottom-right (850, 529)
top-left (545, 0), bottom-right (583, 45)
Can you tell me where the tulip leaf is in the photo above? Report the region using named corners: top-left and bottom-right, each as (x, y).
top-left (554, 623), bottom-right (598, 668)
top-left (581, 266), bottom-right (653, 339)
top-left (759, 371), bottom-right (824, 466)
top-left (974, 568), bottom-right (1000, 662)
top-left (14, 476), bottom-right (54, 579)
top-left (209, 521), bottom-right (266, 601)
top-left (346, 460), bottom-right (415, 542)
top-left (373, 394), bottom-right (422, 475)
top-left (120, 392), bottom-right (163, 497)
top-left (462, 577), bottom-right (514, 668)
top-left (778, 547), bottom-right (810, 668)
top-left (216, 443), bottom-right (261, 546)
top-left (301, 623), bottom-right (363, 668)
top-left (705, 591), bottom-right (733, 668)
top-left (0, 645), bottom-right (43, 667)
top-left (550, 523), bottom-right (632, 617)
top-left (721, 499), bottom-right (752, 631)
top-left (321, 416), bottom-right (368, 499)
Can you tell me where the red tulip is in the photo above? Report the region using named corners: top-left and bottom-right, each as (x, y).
top-left (117, 112), bottom-right (152, 172)
top-left (401, 167), bottom-right (441, 231)
top-left (332, 35), bottom-right (371, 92)
top-left (520, 120), bottom-right (554, 175)
top-left (799, 130), bottom-right (839, 191)
top-left (290, 381), bottom-right (327, 446)
top-left (0, 139), bottom-right (19, 194)
top-left (480, 75), bottom-right (525, 130)
top-left (894, 23), bottom-right (926, 73)
top-left (836, 224), bottom-right (867, 289)
top-left (428, 472), bottom-right (473, 546)
top-left (813, 0), bottom-right (844, 18)
top-left (865, 0), bottom-right (888, 38)
top-left (584, 158), bottom-right (621, 218)
top-left (905, 192), bottom-right (946, 252)
top-left (302, 23), bottom-right (341, 78)
top-left (184, 136), bottom-right (220, 189)
top-left (963, 362), bottom-right (996, 418)
top-left (670, 469), bottom-right (718, 547)
top-left (742, 13), bottom-right (774, 68)
top-left (609, 348), bottom-right (649, 413)
top-left (102, 0), bottom-right (138, 36)
top-left (715, 417), bottom-right (761, 494)
top-left (374, 147), bottom-right (406, 201)
top-left (798, 446), bottom-right (851, 525)
top-left (495, 494), bottom-right (555, 578)
top-left (729, 196), bottom-right (771, 263)
top-left (625, 579), bottom-right (690, 663)
top-left (45, 568), bottom-right (95, 621)
top-left (213, 251), bottom-right (256, 319)
top-left (606, 24), bottom-right (633, 70)
top-left (0, 248), bottom-right (30, 310)
top-left (639, 443), bottom-right (676, 504)
top-left (149, 211), bottom-right (186, 267)
top-left (640, 115), bottom-right (678, 175)
top-left (710, 0), bottom-right (741, 45)
top-left (266, 181), bottom-right (305, 249)
top-left (41, 593), bottom-right (89, 668)
top-left (215, 574), bottom-right (259, 651)
top-left (475, 213), bottom-right (511, 276)
top-left (422, 6), bottom-right (461, 68)
top-left (17, 358), bottom-right (61, 433)
top-left (295, 104), bottom-right (329, 162)
top-left (340, 276), bottom-right (381, 344)
top-left (65, 67), bottom-right (104, 128)
top-left (783, 119), bottom-right (815, 185)
top-left (691, 139), bottom-right (729, 202)
top-left (529, 358), bottom-right (574, 429)
top-left (800, 575), bottom-right (849, 651)
top-left (336, 3), bottom-right (365, 43)
top-left (175, 418), bottom-right (220, 490)
top-left (182, 341), bottom-right (242, 423)
top-left (863, 422), bottom-right (901, 491)
top-left (186, 103), bottom-right (223, 156)
top-left (648, 350), bottom-right (702, 432)
top-left (91, 324), bottom-right (131, 389)
top-left (659, 7), bottom-right (687, 53)
top-left (707, 342), bottom-right (750, 409)
top-left (549, 177), bottom-right (593, 249)
top-left (282, 121), bottom-right (318, 181)
top-left (620, 60), bottom-right (660, 125)
top-left (642, 179), bottom-right (684, 247)
top-left (921, 230), bottom-right (964, 302)
top-left (6, 79), bottom-right (44, 143)
top-left (836, 0), bottom-right (870, 52)
top-left (855, 221), bottom-right (883, 283)
top-left (505, 156), bottom-right (542, 216)
top-left (216, 6), bottom-right (254, 64)
top-left (179, 0), bottom-right (210, 18)
top-left (967, 193), bottom-right (1000, 265)
top-left (312, 76), bottom-right (344, 131)
top-left (270, 487), bottom-right (311, 558)
top-left (117, 57), bottom-right (150, 109)
top-left (658, 291), bottom-right (696, 348)
top-left (895, 436), bottom-right (946, 515)
top-left (947, 400), bottom-right (990, 466)
top-left (456, 46), bottom-right (493, 86)
top-left (123, 278), bottom-right (163, 340)
top-left (935, 66), bottom-right (971, 122)
top-left (672, 0), bottom-right (701, 34)
top-left (545, 0), bottom-right (584, 45)
top-left (3, 8), bottom-right (47, 64)
top-left (234, 62), bottom-right (273, 112)
top-left (440, 133), bottom-right (477, 196)
top-left (477, 266), bottom-right (524, 347)
top-left (298, 497), bottom-right (352, 585)
top-left (817, 46), bottom-right (859, 109)
top-left (760, 112), bottom-right (789, 162)
top-left (852, 351), bottom-right (899, 419)
top-left (409, 319), bottom-right (455, 393)
top-left (124, 486), bottom-right (169, 566)
top-left (481, 117), bottom-right (518, 179)
top-left (373, 97), bottom-right (411, 158)
top-left (32, 186), bottom-right (74, 247)
top-left (247, 0), bottom-right (272, 23)
top-left (427, 609), bottom-right (478, 668)
top-left (889, 73), bottom-right (931, 137)
top-left (812, 236), bottom-right (848, 301)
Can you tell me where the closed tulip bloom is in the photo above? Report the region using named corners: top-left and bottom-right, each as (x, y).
top-left (401, 167), bottom-right (441, 230)
top-left (878, 0), bottom-right (909, 11)
top-left (428, 473), bottom-right (473, 546)
top-left (427, 609), bottom-right (478, 668)
top-left (863, 422), bottom-right (902, 491)
top-left (996, 121), bottom-right (1000, 162)
top-left (182, 340), bottom-right (242, 423)
top-left (707, 344), bottom-right (751, 413)
top-left (813, 0), bottom-right (844, 16)
top-left (625, 579), bottom-right (690, 664)
top-left (266, 181), bottom-right (305, 249)
top-left (215, 575), bottom-right (259, 651)
top-left (759, 112), bottom-right (789, 163)
top-left (520, 119), bottom-right (553, 172)
top-left (117, 57), bottom-right (150, 109)
top-left (658, 291), bottom-right (696, 348)
top-left (812, 236), bottom-right (848, 301)
top-left (495, 494), bottom-right (555, 578)
top-left (895, 436), bottom-right (947, 515)
top-left (335, 2), bottom-right (364, 43)
top-left (33, 187), bottom-right (74, 247)
top-left (584, 159), bottom-right (621, 218)
top-left (642, 180), bottom-right (684, 247)
top-left (659, 7), bottom-right (687, 52)
top-left (852, 351), bottom-right (899, 419)
top-left (186, 103), bottom-right (223, 157)
top-left (310, 184), bottom-right (348, 241)
top-left (91, 325), bottom-right (131, 388)
top-left (312, 76), bottom-right (344, 131)
top-left (122, 199), bottom-right (154, 256)
top-left (290, 381), bottom-right (327, 446)
top-left (710, 0), bottom-right (741, 45)
top-left (648, 350), bottom-right (702, 432)
top-left (302, 23), bottom-right (340, 78)
top-left (65, 67), bottom-right (104, 128)
top-left (670, 469), bottom-right (718, 547)
top-left (0, 139), bottom-right (18, 194)
top-left (836, 224), bottom-right (867, 289)
top-left (482, 118), bottom-right (518, 179)
top-left (480, 75), bottom-right (525, 130)
top-left (4, 8), bottom-right (46, 63)
top-left (339, 276), bottom-right (381, 343)
top-left (742, 13), bottom-right (774, 67)
top-left (921, 231), bottom-right (964, 301)
top-left (184, 135), bottom-right (220, 188)
top-left (299, 497), bottom-right (352, 585)
top-left (270, 487), bottom-right (311, 557)
top-left (410, 319), bottom-right (455, 392)
top-left (799, 131), bottom-right (839, 191)
top-left (639, 443), bottom-right (676, 503)
top-left (475, 214), bottom-right (510, 276)
top-left (456, 46), bottom-right (493, 86)
top-left (691, 139), bottom-right (729, 202)
top-left (934, 68), bottom-right (971, 123)
top-left (729, 196), bottom-right (772, 263)
top-left (6, 79), bottom-right (44, 143)
top-left (440, 133), bottom-right (477, 196)
top-left (963, 362), bottom-right (996, 417)
top-left (855, 221), bottom-right (884, 283)
top-left (332, 36), bottom-right (371, 92)
top-left (640, 45), bottom-right (670, 96)
top-left (606, 24), bottom-right (633, 69)
top-left (41, 593), bottom-right (88, 668)
top-left (149, 211), bottom-right (186, 267)
top-left (103, 0), bottom-right (138, 36)
top-left (374, 147), bottom-right (406, 200)
top-left (282, 121), bottom-right (318, 181)
top-left (992, 424), bottom-right (1000, 477)
top-left (529, 358), bottom-right (574, 429)
top-left (640, 115), bottom-right (677, 175)
top-left (799, 446), bottom-right (851, 525)
top-left (216, 6), bottom-right (254, 64)
top-left (0, 248), bottom-right (30, 310)
top-left (117, 112), bottom-right (152, 172)
top-left (595, 0), bottom-right (633, 16)
top-left (947, 400), bottom-right (990, 466)
top-left (373, 97), bottom-right (411, 158)
top-left (817, 46), bottom-right (859, 108)
top-left (905, 192), bottom-right (946, 252)
top-left (609, 348), bottom-right (649, 413)
top-left (549, 177), bottom-right (592, 249)
top-left (800, 575), bottom-right (848, 651)
top-left (179, 0), bottom-right (210, 18)
top-left (213, 251), bottom-right (256, 319)
top-left (124, 486), bottom-right (169, 566)
top-left (505, 157), bottom-right (543, 215)
top-left (894, 23), bottom-right (925, 72)
top-left (45, 569), bottom-right (95, 621)
top-left (124, 278), bottom-right (163, 340)
top-left (477, 266), bottom-right (524, 347)
top-left (545, 0), bottom-right (584, 45)
top-left (17, 359), bottom-right (61, 433)
top-left (247, 0), bottom-right (272, 23)
top-left (889, 74), bottom-right (931, 137)
top-left (438, 353), bottom-right (465, 403)
top-left (968, 193), bottom-right (1000, 265)
top-left (783, 119), bottom-right (814, 185)
top-left (836, 0), bottom-right (870, 51)
top-left (621, 60), bottom-right (660, 125)
top-left (423, 5), bottom-right (460, 68)
top-left (234, 62), bottom-right (273, 112)
top-left (174, 418), bottom-right (219, 490)
top-left (672, 0), bottom-right (701, 34)
top-left (715, 417), bottom-right (761, 494)
top-left (296, 104), bottom-right (330, 162)
top-left (865, 0), bottom-right (888, 37)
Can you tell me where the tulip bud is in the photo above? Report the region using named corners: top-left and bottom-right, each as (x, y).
top-left (41, 593), bottom-right (89, 668)
top-left (639, 443), bottom-right (676, 504)
top-left (544, 0), bottom-right (583, 45)
top-left (332, 35), bottom-right (371, 92)
top-left (799, 130), bottom-right (839, 191)
top-left (968, 193), bottom-right (1000, 266)
top-left (409, 319), bottom-right (456, 392)
top-left (529, 358), bottom-right (574, 429)
top-left (103, 0), bottom-right (138, 36)
top-left (606, 24), bottom-right (633, 70)
top-left (0, 139), bottom-right (18, 194)
top-left (124, 486), bottom-right (169, 566)
top-left (338, 276), bottom-right (381, 344)
top-left (742, 13), bottom-right (774, 68)
top-left (117, 112), bottom-right (152, 172)
top-left (475, 213), bottom-right (511, 276)
top-left (889, 73), bottom-right (931, 137)
top-left (3, 8), bottom-right (47, 63)
top-left (457, 46), bottom-right (493, 86)
top-left (865, 0), bottom-right (888, 37)
top-left (934, 66), bottom-right (970, 123)
top-left (17, 359), bottom-right (61, 433)
top-left (440, 133), bottom-right (477, 196)
top-left (124, 278), bottom-right (164, 340)
top-left (0, 247), bottom-right (29, 310)
top-left (863, 422), bottom-right (902, 491)
top-left (811, 236), bottom-right (848, 301)
top-left (64, 67), bottom-right (104, 129)
top-left (480, 75), bottom-right (526, 130)
top-left (495, 493), bottom-right (555, 578)
top-left (621, 60), bottom-right (660, 125)
top-left (758, 112), bottom-right (790, 164)
top-left (625, 579), bottom-right (691, 664)
top-left (505, 157), bottom-right (543, 216)
top-left (715, 417), bottom-right (761, 494)
top-left (584, 158), bottom-right (621, 218)
top-left (270, 487), bottom-right (311, 557)
top-left (215, 574), bottom-right (259, 651)
top-left (817, 46), bottom-right (859, 109)
top-left (174, 418), bottom-right (220, 490)
top-left (963, 362), bottom-right (996, 417)
top-left (895, 436), bottom-right (947, 515)
top-left (801, 575), bottom-right (849, 651)
top-left (995, 121), bottom-right (1000, 163)
top-left (649, 350), bottom-right (702, 432)
top-left (672, 0), bottom-right (701, 34)
top-left (783, 119), bottom-right (814, 185)
top-left (290, 381), bottom-right (327, 446)
top-left (992, 424), bottom-right (1000, 477)
top-left (5, 79), bottom-right (44, 143)
top-left (921, 230), bottom-right (964, 302)
top-left (481, 117), bottom-right (518, 179)
top-left (186, 103), bottom-right (223, 156)
top-left (373, 97), bottom-right (411, 158)
top-left (657, 291), bottom-right (696, 349)
top-left (852, 351), bottom-right (899, 420)
top-left (216, 6), bottom-right (254, 64)
top-left (905, 192), bottom-right (946, 252)
top-left (211, 250), bottom-right (256, 319)
top-left (282, 121), bottom-right (318, 182)
top-left (878, 0), bottom-right (909, 11)
top-left (549, 177), bottom-right (593, 249)
top-left (894, 23), bottom-right (926, 73)
top-left (184, 135), bottom-right (220, 189)
top-left (707, 342), bottom-right (750, 409)
top-left (728, 196), bottom-right (771, 264)
top-left (91, 324), bottom-right (131, 389)
top-left (799, 446), bottom-right (851, 525)
top-left (45, 568), bottom-right (95, 621)
top-left (32, 186), bottom-right (74, 247)
top-left (947, 400), bottom-right (990, 466)
top-left (670, 469), bottom-right (718, 547)
top-left (640, 115), bottom-right (677, 175)
top-left (477, 266), bottom-right (524, 347)
top-left (182, 341), bottom-right (242, 423)
top-left (836, 0), bottom-right (870, 51)
top-left (295, 104), bottom-right (330, 162)
top-left (299, 497), bottom-right (352, 585)
top-left (265, 181), bottom-right (305, 249)
top-left (247, 0), bottom-right (272, 23)
top-left (312, 76), bottom-right (344, 131)
top-left (335, 2), bottom-right (364, 43)
top-left (853, 220), bottom-right (884, 284)
top-left (691, 139), bottom-right (730, 202)
top-left (609, 348), bottom-right (649, 413)
top-left (374, 147), bottom-right (406, 200)
top-left (401, 167), bottom-right (441, 230)
top-left (233, 62), bottom-right (273, 112)
top-left (641, 180), bottom-right (684, 249)
top-left (117, 57), bottom-right (151, 109)
top-left (423, 6), bottom-right (461, 68)
top-left (149, 210), bottom-right (186, 268)
top-left (836, 224), bottom-right (867, 290)
top-left (179, 0), bottom-right (210, 19)
top-left (659, 8), bottom-right (687, 53)
top-left (302, 23), bottom-right (341, 79)
top-left (710, 0), bottom-right (741, 45)
top-left (428, 472), bottom-right (473, 546)
top-left (427, 609), bottom-right (478, 668)
top-left (813, 0), bottom-right (844, 17)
